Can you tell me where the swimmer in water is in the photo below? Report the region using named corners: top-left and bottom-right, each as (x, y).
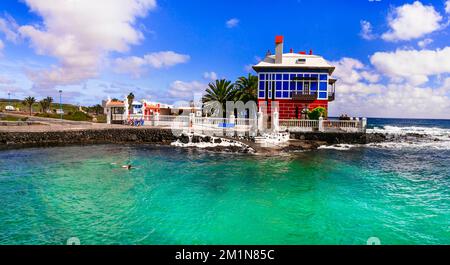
top-left (121, 165), bottom-right (132, 170)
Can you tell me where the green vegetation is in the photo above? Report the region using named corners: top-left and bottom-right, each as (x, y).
top-left (127, 93), bottom-right (135, 113)
top-left (202, 79), bottom-right (237, 117)
top-left (202, 74), bottom-right (258, 106)
top-left (0, 115), bottom-right (28, 122)
top-left (234, 74), bottom-right (258, 103)
top-left (307, 107), bottom-right (327, 120)
top-left (36, 111), bottom-right (93, 121)
top-left (39, 96), bottom-right (53, 112)
top-left (22, 96), bottom-right (37, 115)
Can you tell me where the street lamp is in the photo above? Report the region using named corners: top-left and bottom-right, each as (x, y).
top-left (59, 90), bottom-right (63, 121)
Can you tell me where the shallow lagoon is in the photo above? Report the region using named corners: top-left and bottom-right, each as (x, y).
top-left (0, 143), bottom-right (449, 245)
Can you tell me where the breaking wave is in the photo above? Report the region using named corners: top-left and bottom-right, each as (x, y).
top-left (367, 125), bottom-right (450, 150)
top-left (319, 125), bottom-right (450, 151)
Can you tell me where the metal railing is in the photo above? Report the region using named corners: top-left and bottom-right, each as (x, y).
top-left (291, 91), bottom-right (318, 101)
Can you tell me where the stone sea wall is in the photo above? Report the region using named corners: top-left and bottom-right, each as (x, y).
top-left (0, 127), bottom-right (386, 151)
top-left (290, 131), bottom-right (386, 144)
top-left (0, 128), bottom-right (178, 149)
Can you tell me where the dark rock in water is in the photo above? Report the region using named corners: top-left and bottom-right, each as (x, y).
top-left (213, 138), bottom-right (222, 144)
top-left (179, 134), bottom-right (190, 144)
top-left (204, 136), bottom-right (212, 143)
top-left (282, 140), bottom-right (324, 152)
top-left (191, 135), bottom-right (201, 143)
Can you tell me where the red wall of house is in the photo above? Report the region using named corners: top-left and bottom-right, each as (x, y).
top-left (258, 99), bottom-right (328, 119)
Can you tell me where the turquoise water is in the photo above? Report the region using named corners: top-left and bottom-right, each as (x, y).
top-left (0, 143), bottom-right (449, 245)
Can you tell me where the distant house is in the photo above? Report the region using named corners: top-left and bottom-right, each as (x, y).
top-left (104, 99), bottom-right (126, 124)
top-left (253, 36), bottom-right (336, 119)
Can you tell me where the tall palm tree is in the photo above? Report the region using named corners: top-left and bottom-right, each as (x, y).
top-left (202, 79), bottom-right (237, 117)
top-left (127, 92), bottom-right (135, 114)
top-left (39, 97), bottom-right (53, 113)
top-left (235, 73), bottom-right (258, 103)
top-left (45, 96), bottom-right (53, 111)
top-left (39, 99), bottom-right (48, 113)
top-left (22, 96), bottom-right (36, 115)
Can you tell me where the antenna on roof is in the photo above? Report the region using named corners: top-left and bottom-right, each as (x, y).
top-left (266, 50), bottom-right (272, 57)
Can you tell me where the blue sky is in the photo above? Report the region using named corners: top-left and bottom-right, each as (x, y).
top-left (0, 0), bottom-right (450, 118)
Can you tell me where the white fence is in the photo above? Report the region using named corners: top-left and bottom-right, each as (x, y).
top-left (279, 118), bottom-right (366, 133)
top-left (279, 119), bottom-right (319, 132)
top-left (123, 114), bottom-right (366, 133)
top-left (322, 120), bottom-right (363, 133)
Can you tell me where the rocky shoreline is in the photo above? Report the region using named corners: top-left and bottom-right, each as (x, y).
top-left (0, 127), bottom-right (389, 153)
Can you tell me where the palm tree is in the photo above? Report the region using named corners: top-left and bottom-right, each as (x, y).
top-left (45, 96), bottom-right (53, 111)
top-left (92, 104), bottom-right (103, 115)
top-left (22, 96), bottom-right (36, 115)
top-left (39, 99), bottom-right (48, 113)
top-left (202, 79), bottom-right (237, 117)
top-left (38, 97), bottom-right (53, 113)
top-left (127, 93), bottom-right (135, 114)
top-left (234, 73), bottom-right (258, 103)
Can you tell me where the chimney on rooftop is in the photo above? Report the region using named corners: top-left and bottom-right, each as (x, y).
top-left (309, 49), bottom-right (313, 55)
top-left (275, 36), bottom-right (283, 64)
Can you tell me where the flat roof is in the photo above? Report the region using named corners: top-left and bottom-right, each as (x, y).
top-left (253, 53), bottom-right (335, 74)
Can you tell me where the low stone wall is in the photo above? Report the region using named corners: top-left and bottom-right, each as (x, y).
top-left (0, 128), bottom-right (178, 149)
top-left (290, 131), bottom-right (386, 144)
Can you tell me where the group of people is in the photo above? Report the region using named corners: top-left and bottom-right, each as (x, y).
top-left (126, 117), bottom-right (145, 126)
top-left (338, 114), bottom-right (352, 120)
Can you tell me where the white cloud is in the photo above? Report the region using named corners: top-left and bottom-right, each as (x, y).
top-left (370, 47), bottom-right (450, 85)
top-left (330, 57), bottom-right (450, 119)
top-left (203, 71), bottom-right (218, 81)
top-left (18, 0), bottom-right (157, 89)
top-left (168, 80), bottom-right (205, 100)
top-left (114, 51), bottom-right (190, 77)
top-left (0, 74), bottom-right (15, 84)
top-left (417, 38), bottom-right (433, 48)
top-left (331, 58), bottom-right (380, 85)
top-left (446, 0), bottom-right (450, 14)
top-left (331, 82), bottom-right (450, 119)
top-left (0, 39), bottom-right (4, 54)
top-left (381, 1), bottom-right (443, 41)
top-left (360, 20), bottom-right (376, 40)
top-left (226, 18), bottom-right (239, 28)
top-left (0, 15), bottom-right (20, 43)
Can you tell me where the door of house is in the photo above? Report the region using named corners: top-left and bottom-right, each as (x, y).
top-left (304, 82), bottom-right (310, 95)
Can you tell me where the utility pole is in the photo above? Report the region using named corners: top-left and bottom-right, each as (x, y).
top-left (59, 90), bottom-right (63, 121)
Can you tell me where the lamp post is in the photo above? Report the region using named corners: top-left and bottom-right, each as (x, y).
top-left (59, 90), bottom-right (63, 121)
top-left (7, 92), bottom-right (11, 106)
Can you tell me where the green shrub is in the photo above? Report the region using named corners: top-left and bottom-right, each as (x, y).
top-left (307, 107), bottom-right (327, 120)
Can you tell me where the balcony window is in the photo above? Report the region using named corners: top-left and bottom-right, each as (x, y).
top-left (276, 81), bottom-right (282, 90)
top-left (319, 92), bottom-right (327, 99)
